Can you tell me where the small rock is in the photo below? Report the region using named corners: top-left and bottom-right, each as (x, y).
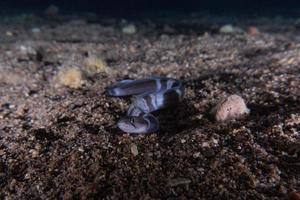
top-left (212, 138), bottom-right (219, 145)
top-left (8, 104), bottom-right (15, 109)
top-left (24, 173), bottom-right (31, 179)
top-left (193, 152), bottom-right (200, 158)
top-left (19, 45), bottom-right (36, 56)
top-left (247, 26), bottom-right (260, 36)
top-left (122, 24), bottom-right (136, 34)
top-left (278, 185), bottom-right (287, 194)
top-left (5, 31), bottom-right (13, 36)
top-left (9, 179), bottom-right (17, 190)
top-left (0, 149), bottom-right (5, 156)
top-left (290, 191), bottom-right (300, 200)
top-left (30, 149), bottom-right (39, 158)
top-left (31, 28), bottom-right (40, 33)
top-left (219, 24), bottom-right (235, 33)
top-left (202, 142), bottom-right (209, 147)
top-left (35, 144), bottom-right (42, 151)
top-left (130, 143), bottom-right (138, 156)
top-left (211, 94), bottom-right (250, 122)
top-left (78, 147), bottom-right (84, 152)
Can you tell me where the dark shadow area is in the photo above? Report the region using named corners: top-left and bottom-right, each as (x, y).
top-left (155, 75), bottom-right (215, 136)
top-left (0, 159), bottom-right (8, 187)
top-left (249, 95), bottom-right (300, 118)
top-left (157, 99), bottom-right (202, 135)
top-left (245, 94), bottom-right (300, 135)
top-left (32, 128), bottom-right (61, 141)
top-left (2, 0), bottom-right (300, 18)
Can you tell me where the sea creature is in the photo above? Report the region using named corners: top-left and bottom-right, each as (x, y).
top-left (107, 77), bottom-right (184, 134)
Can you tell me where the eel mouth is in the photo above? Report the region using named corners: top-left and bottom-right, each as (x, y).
top-left (117, 116), bottom-right (149, 134)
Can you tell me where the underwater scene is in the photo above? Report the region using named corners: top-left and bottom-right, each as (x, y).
top-left (0, 0), bottom-right (300, 199)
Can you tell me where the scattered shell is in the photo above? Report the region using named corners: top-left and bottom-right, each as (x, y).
top-left (168, 178), bottom-right (191, 187)
top-left (211, 94), bottom-right (250, 122)
top-left (122, 24), bottom-right (136, 34)
top-left (58, 67), bottom-right (85, 89)
top-left (130, 143), bottom-right (139, 156)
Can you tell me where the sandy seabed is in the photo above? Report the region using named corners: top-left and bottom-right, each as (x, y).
top-left (0, 12), bottom-right (299, 199)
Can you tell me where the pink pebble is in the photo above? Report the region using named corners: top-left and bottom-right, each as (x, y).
top-left (212, 94), bottom-right (250, 122)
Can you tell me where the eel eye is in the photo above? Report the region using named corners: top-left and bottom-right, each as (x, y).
top-left (129, 118), bottom-right (136, 127)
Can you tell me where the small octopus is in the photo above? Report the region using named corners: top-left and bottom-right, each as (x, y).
top-left (107, 77), bottom-right (184, 134)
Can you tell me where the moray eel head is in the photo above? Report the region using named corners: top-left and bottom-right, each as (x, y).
top-left (117, 116), bottom-right (149, 134)
top-left (117, 114), bottom-right (159, 134)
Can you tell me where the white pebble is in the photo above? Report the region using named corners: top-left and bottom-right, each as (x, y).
top-left (78, 147), bottom-right (84, 152)
top-left (219, 24), bottom-right (235, 33)
top-left (193, 152), bottom-right (200, 158)
top-left (6, 31), bottom-right (13, 36)
top-left (31, 28), bottom-right (40, 33)
top-left (122, 24), bottom-right (136, 34)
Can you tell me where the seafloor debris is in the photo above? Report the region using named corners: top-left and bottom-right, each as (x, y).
top-left (83, 56), bottom-right (110, 75)
top-left (58, 67), bottom-right (85, 89)
top-left (211, 94), bottom-right (250, 122)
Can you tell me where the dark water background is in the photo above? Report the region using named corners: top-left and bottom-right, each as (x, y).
top-left (1, 0), bottom-right (300, 18)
